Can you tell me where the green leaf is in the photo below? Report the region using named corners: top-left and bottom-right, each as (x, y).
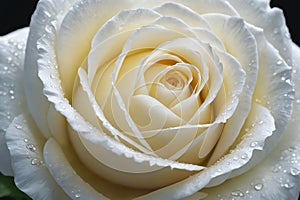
top-left (0, 173), bottom-right (31, 200)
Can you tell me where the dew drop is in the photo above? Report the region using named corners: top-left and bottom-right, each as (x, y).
top-left (15, 124), bottom-right (22, 129)
top-left (24, 138), bottom-right (29, 143)
top-left (31, 158), bottom-right (43, 166)
top-left (254, 183), bottom-right (263, 191)
top-left (250, 142), bottom-right (258, 147)
top-left (232, 155), bottom-right (239, 161)
top-left (290, 168), bottom-right (300, 176)
top-left (258, 120), bottom-right (264, 125)
top-left (231, 190), bottom-right (244, 197)
top-left (45, 25), bottom-right (53, 33)
top-left (276, 60), bottom-right (283, 65)
top-left (281, 182), bottom-right (294, 189)
top-left (44, 11), bottom-right (52, 18)
top-left (241, 153), bottom-right (248, 159)
top-left (75, 194), bottom-right (81, 199)
top-left (50, 74), bottom-right (56, 79)
top-left (26, 143), bottom-right (37, 152)
top-left (272, 164), bottom-right (282, 173)
top-left (255, 98), bottom-right (262, 103)
top-left (17, 44), bottom-right (23, 50)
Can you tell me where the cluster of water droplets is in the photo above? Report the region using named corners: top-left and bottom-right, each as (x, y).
top-left (14, 122), bottom-right (44, 166)
top-left (215, 146), bottom-right (300, 200)
top-left (0, 36), bottom-right (27, 138)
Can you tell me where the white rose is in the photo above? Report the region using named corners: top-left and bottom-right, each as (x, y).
top-left (1, 0), bottom-right (300, 199)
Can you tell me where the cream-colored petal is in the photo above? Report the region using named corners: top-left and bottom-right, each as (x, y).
top-left (0, 28), bottom-right (29, 176)
top-left (47, 104), bottom-right (69, 148)
top-left (79, 68), bottom-right (153, 153)
top-left (202, 43), bottom-right (300, 200)
top-left (136, 0), bottom-right (239, 16)
top-left (57, 0), bottom-right (134, 98)
top-left (77, 68), bottom-right (204, 172)
top-left (5, 114), bottom-right (69, 199)
top-left (43, 138), bottom-right (108, 199)
top-left (24, 0), bottom-right (74, 140)
top-left (89, 8), bottom-right (161, 82)
top-left (154, 2), bottom-right (210, 29)
top-left (91, 8), bottom-right (160, 47)
top-left (222, 26), bottom-right (294, 177)
top-left (227, 0), bottom-right (293, 67)
top-left (202, 14), bottom-right (259, 161)
top-left (192, 28), bottom-right (225, 51)
top-left (130, 94), bottom-right (184, 131)
top-left (204, 50), bottom-right (246, 163)
top-left (135, 103), bottom-right (275, 199)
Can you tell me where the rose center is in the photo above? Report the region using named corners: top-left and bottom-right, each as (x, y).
top-left (161, 70), bottom-right (185, 90)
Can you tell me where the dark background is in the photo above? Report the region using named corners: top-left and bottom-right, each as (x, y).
top-left (0, 0), bottom-right (299, 45)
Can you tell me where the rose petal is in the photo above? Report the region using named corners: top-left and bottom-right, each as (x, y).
top-left (24, 0), bottom-right (74, 139)
top-left (57, 0), bottom-right (134, 98)
top-left (5, 114), bottom-right (69, 199)
top-left (227, 0), bottom-right (293, 66)
top-left (224, 26), bottom-right (294, 177)
top-left (201, 43), bottom-right (300, 200)
top-left (202, 15), bottom-right (259, 162)
top-left (137, 0), bottom-right (239, 17)
top-left (43, 138), bottom-right (108, 200)
top-left (89, 8), bottom-right (161, 83)
top-left (154, 2), bottom-right (210, 29)
top-left (135, 103), bottom-right (275, 199)
top-left (78, 67), bottom-right (204, 171)
top-left (0, 28), bottom-right (29, 176)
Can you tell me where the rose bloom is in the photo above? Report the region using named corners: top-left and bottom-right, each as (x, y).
top-left (0, 0), bottom-right (300, 199)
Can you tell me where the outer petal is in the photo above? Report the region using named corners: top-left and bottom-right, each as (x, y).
top-left (43, 138), bottom-right (108, 200)
top-left (201, 43), bottom-right (300, 200)
top-left (135, 103), bottom-right (275, 199)
top-left (0, 28), bottom-right (29, 176)
top-left (5, 114), bottom-right (69, 199)
top-left (24, 0), bottom-right (74, 139)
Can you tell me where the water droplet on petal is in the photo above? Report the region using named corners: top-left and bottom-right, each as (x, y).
top-left (26, 143), bottom-right (37, 152)
top-left (241, 153), bottom-right (248, 159)
top-left (272, 164), bottom-right (282, 173)
top-left (15, 124), bottom-right (22, 129)
top-left (250, 142), bottom-right (258, 147)
top-left (254, 183), bottom-right (263, 191)
top-left (276, 60), bottom-right (283, 65)
top-left (31, 158), bottom-right (43, 166)
top-left (290, 168), bottom-right (300, 176)
top-left (233, 156), bottom-right (239, 161)
top-left (231, 190), bottom-right (244, 197)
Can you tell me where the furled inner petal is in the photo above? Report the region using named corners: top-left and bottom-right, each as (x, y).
top-left (89, 8), bottom-right (161, 83)
top-left (202, 14), bottom-right (258, 163)
top-left (135, 103), bottom-right (275, 199)
top-left (56, 0), bottom-right (135, 99)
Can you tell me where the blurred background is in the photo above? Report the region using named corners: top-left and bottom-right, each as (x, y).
top-left (0, 0), bottom-right (299, 45)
